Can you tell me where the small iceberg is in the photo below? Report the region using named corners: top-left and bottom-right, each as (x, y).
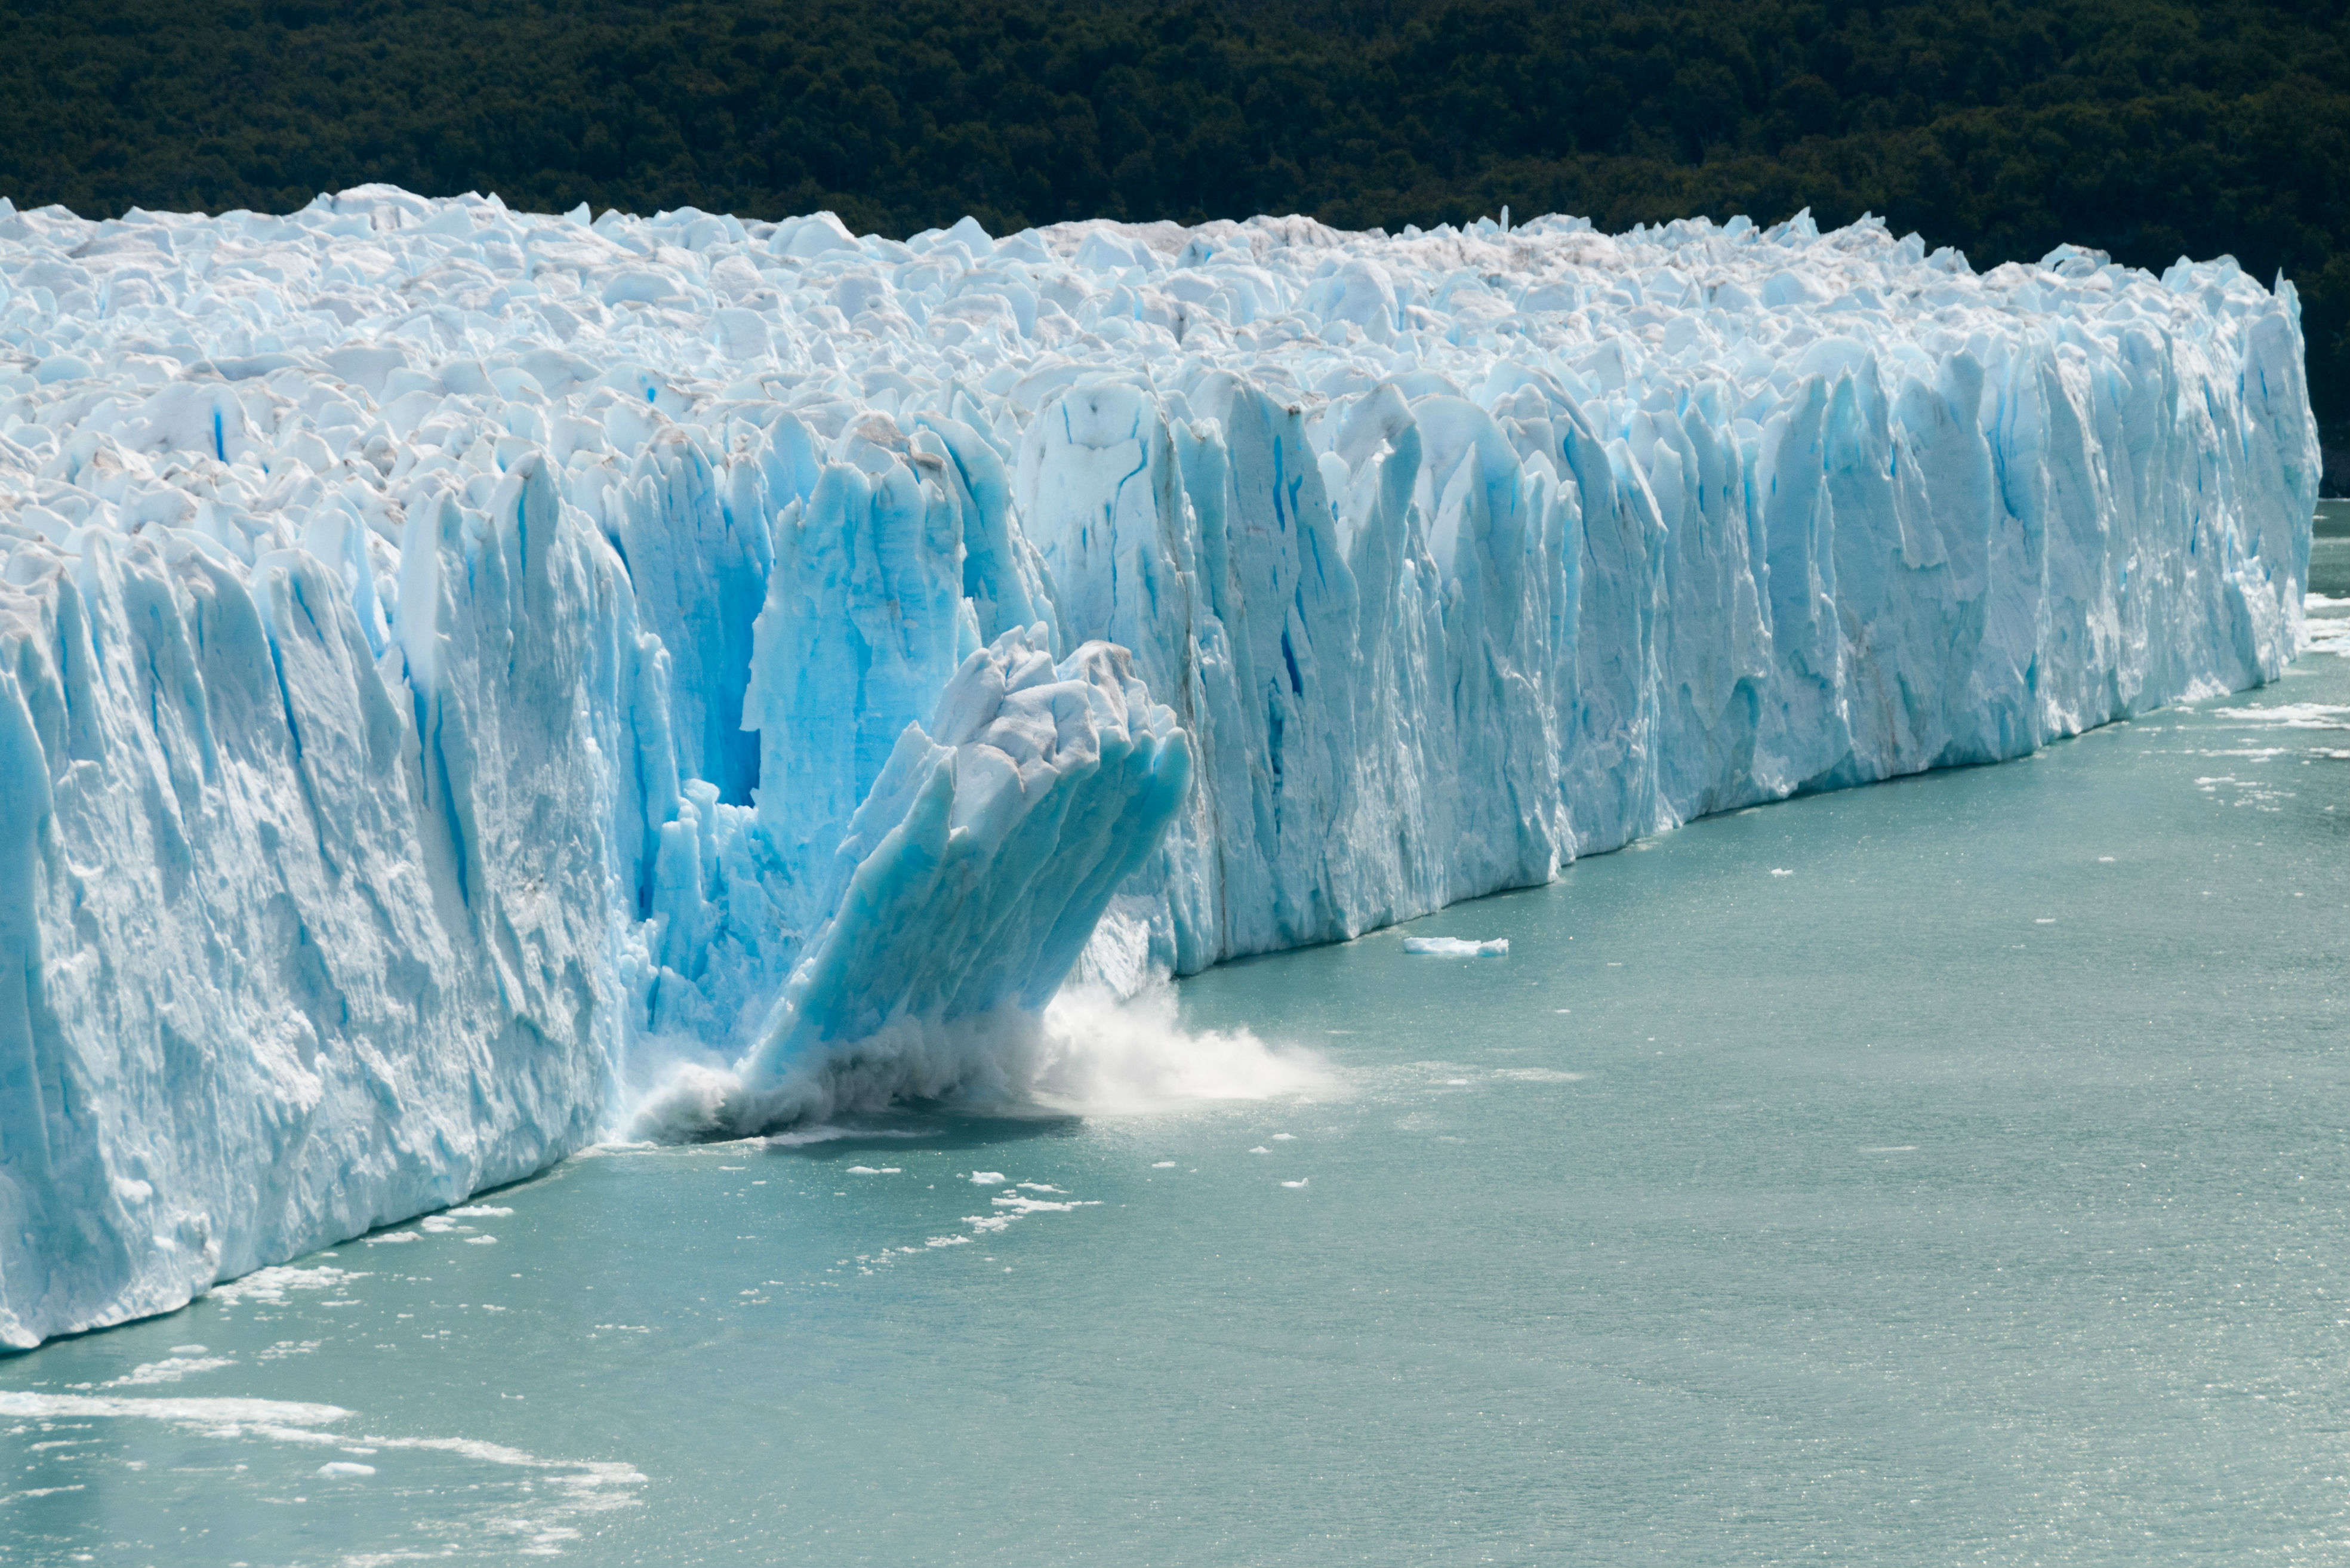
top-left (1401, 937), bottom-right (1510, 957)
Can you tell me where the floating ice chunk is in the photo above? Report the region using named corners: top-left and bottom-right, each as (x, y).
top-left (207, 1267), bottom-right (369, 1307)
top-left (2305, 620), bottom-right (2350, 655)
top-left (1401, 937), bottom-right (1510, 957)
top-left (318, 1462), bottom-right (376, 1478)
top-left (109, 1356), bottom-right (234, 1387)
top-left (2209, 703), bottom-right (2350, 729)
top-left (988, 1194), bottom-right (1095, 1215)
top-left (968, 1172), bottom-right (1007, 1186)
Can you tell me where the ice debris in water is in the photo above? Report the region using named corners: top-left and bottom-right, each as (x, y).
top-left (0, 186), bottom-right (2318, 1346)
top-left (1402, 937), bottom-right (1510, 957)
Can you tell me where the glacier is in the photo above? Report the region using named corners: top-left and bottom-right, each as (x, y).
top-left (0, 186), bottom-right (2318, 1347)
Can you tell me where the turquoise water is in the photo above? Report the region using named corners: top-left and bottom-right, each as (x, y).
top-left (4, 535), bottom-right (2345, 1566)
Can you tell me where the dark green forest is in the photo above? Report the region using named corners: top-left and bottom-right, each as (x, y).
top-left (3, 0), bottom-right (2347, 483)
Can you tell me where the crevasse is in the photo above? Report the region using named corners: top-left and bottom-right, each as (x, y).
top-left (0, 187), bottom-right (2317, 1347)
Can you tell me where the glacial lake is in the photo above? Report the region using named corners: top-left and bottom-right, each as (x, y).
top-left (4, 507), bottom-right (2345, 1567)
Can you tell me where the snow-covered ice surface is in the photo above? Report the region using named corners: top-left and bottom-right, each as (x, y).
top-left (0, 186), bottom-right (2317, 1345)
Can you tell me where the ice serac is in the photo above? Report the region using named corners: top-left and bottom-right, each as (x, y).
top-left (0, 187), bottom-right (2320, 1345)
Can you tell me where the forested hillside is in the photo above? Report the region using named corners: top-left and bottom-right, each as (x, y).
top-left (2, 0), bottom-right (2345, 483)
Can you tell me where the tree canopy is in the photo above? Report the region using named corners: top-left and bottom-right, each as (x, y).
top-left (3, 0), bottom-right (2345, 483)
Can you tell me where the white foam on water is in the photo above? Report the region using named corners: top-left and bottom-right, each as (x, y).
top-left (0, 1384), bottom-right (646, 1554)
top-left (625, 982), bottom-right (1328, 1138)
top-left (766, 1127), bottom-right (934, 1148)
top-left (0, 1389), bottom-right (350, 1426)
top-left (1020, 984), bottom-right (1335, 1114)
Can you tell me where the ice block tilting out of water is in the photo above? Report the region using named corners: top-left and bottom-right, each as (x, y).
top-left (0, 187), bottom-right (2318, 1344)
top-left (635, 627), bottom-right (1191, 1139)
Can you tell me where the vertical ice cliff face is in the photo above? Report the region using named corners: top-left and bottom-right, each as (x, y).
top-left (0, 187), bottom-right (2319, 1344)
top-left (0, 457), bottom-right (627, 1344)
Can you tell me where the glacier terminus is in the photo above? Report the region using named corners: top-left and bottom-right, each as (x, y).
top-left (0, 187), bottom-right (2318, 1347)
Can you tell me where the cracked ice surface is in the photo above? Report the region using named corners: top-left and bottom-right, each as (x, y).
top-left (0, 184), bottom-right (2318, 1344)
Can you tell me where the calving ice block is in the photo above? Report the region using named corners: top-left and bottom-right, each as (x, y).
top-left (0, 186), bottom-right (2317, 1344)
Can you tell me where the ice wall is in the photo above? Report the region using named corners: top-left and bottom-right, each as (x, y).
top-left (0, 187), bottom-right (2318, 1345)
